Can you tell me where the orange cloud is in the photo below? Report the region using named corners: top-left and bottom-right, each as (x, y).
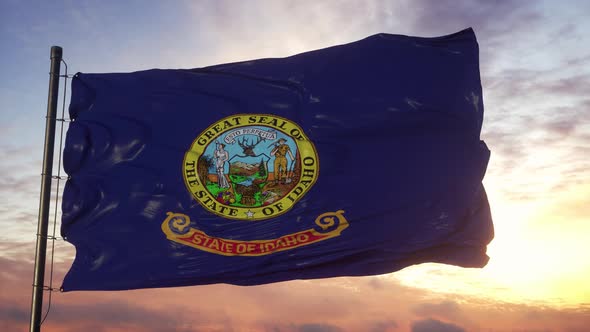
top-left (2, 252), bottom-right (589, 332)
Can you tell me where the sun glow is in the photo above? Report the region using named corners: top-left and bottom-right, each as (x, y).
top-left (394, 185), bottom-right (590, 307)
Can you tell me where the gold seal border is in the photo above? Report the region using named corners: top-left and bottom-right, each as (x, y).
top-left (182, 114), bottom-right (319, 221)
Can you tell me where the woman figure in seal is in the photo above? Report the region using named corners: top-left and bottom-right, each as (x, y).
top-left (214, 141), bottom-right (230, 188)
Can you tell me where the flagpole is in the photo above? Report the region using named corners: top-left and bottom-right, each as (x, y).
top-left (29, 46), bottom-right (62, 332)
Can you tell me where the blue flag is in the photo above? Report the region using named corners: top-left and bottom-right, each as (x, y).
top-left (61, 28), bottom-right (493, 291)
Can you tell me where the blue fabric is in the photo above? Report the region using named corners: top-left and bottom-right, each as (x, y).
top-left (61, 28), bottom-right (493, 291)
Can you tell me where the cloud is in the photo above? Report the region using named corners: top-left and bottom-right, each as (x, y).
top-left (181, 0), bottom-right (549, 69)
top-left (412, 300), bottom-right (461, 320)
top-left (565, 53), bottom-right (590, 67)
top-left (399, 0), bottom-right (540, 35)
top-left (175, 0), bottom-right (551, 75)
top-left (0, 140), bottom-right (68, 244)
top-left (480, 82), bottom-right (590, 202)
top-left (411, 318), bottom-right (466, 332)
top-left (298, 323), bottom-right (344, 332)
top-left (369, 319), bottom-right (398, 332)
top-left (486, 69), bottom-right (590, 108)
top-left (2, 252), bottom-right (590, 332)
top-left (0, 304), bottom-right (28, 325)
top-left (0, 298), bottom-right (197, 332)
top-left (47, 300), bottom-right (201, 332)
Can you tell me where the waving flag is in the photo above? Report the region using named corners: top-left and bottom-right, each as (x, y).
top-left (61, 28), bottom-right (493, 291)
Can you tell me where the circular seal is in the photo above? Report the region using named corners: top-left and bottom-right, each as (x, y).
top-left (183, 114), bottom-right (319, 221)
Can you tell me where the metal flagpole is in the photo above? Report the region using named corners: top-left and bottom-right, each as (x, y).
top-left (29, 46), bottom-right (63, 332)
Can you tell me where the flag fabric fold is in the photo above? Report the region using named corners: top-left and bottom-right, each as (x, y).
top-left (61, 28), bottom-right (493, 291)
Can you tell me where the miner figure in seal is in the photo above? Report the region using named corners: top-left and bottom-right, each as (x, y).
top-left (270, 138), bottom-right (295, 185)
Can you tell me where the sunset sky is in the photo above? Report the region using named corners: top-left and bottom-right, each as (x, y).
top-left (1, 1), bottom-right (589, 331)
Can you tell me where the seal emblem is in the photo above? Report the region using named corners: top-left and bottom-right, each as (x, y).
top-left (183, 114), bottom-right (319, 221)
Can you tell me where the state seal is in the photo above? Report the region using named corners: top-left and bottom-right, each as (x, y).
top-left (183, 114), bottom-right (319, 221)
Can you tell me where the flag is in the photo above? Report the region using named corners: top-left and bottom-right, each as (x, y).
top-left (61, 28), bottom-right (493, 291)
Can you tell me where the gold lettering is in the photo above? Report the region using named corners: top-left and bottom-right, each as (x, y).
top-left (297, 233), bottom-right (310, 242)
top-left (191, 234), bottom-right (203, 245)
top-left (207, 200), bottom-right (217, 210)
top-left (268, 118), bottom-right (278, 127)
top-left (221, 120), bottom-right (232, 130)
top-left (302, 168), bottom-right (315, 178)
top-left (284, 236), bottom-right (297, 246)
top-left (265, 242), bottom-right (276, 252)
top-left (197, 137), bottom-right (208, 146)
top-left (303, 156), bottom-right (315, 166)
top-left (204, 130), bottom-right (215, 140)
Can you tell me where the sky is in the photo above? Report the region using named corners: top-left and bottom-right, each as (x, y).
top-left (1, 0), bottom-right (590, 331)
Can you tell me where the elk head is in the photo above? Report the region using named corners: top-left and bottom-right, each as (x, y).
top-left (238, 136), bottom-right (264, 157)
